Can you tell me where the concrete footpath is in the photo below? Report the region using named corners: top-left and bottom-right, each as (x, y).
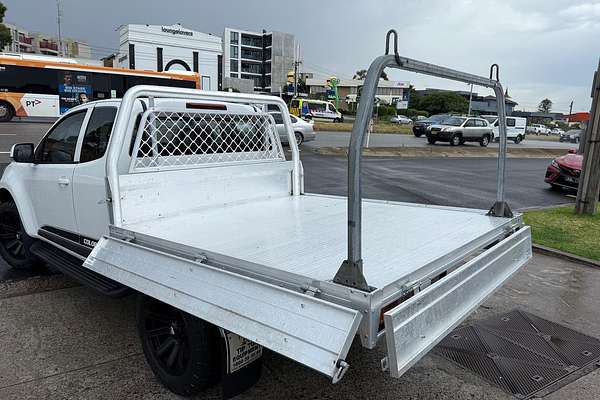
top-left (0, 253), bottom-right (599, 399)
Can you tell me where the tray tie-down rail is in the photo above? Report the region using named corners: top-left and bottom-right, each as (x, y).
top-left (333, 29), bottom-right (514, 291)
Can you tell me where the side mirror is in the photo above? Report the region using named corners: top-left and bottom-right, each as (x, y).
top-left (568, 149), bottom-right (577, 154)
top-left (10, 143), bottom-right (35, 163)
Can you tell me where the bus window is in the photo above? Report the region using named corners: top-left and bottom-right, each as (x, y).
top-left (0, 65), bottom-right (58, 94)
top-left (91, 73), bottom-right (111, 100)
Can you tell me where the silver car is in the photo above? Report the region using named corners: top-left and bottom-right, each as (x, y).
top-left (269, 112), bottom-right (316, 145)
top-left (426, 116), bottom-right (493, 147)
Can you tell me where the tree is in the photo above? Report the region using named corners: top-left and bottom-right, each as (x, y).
top-left (538, 98), bottom-right (553, 114)
top-left (353, 69), bottom-right (389, 80)
top-left (353, 69), bottom-right (367, 80)
top-left (0, 3), bottom-right (11, 49)
top-left (418, 92), bottom-right (469, 115)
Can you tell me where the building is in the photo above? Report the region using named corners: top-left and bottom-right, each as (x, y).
top-left (222, 27), bottom-right (297, 93)
top-left (415, 88), bottom-right (518, 115)
top-left (118, 24), bottom-right (222, 90)
top-left (306, 78), bottom-right (410, 111)
top-left (3, 23), bottom-right (91, 59)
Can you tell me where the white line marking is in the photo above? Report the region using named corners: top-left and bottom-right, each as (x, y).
top-left (0, 134), bottom-right (16, 136)
top-left (0, 151), bottom-right (10, 154)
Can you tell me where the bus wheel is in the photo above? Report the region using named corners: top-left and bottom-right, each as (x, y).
top-left (0, 102), bottom-right (14, 122)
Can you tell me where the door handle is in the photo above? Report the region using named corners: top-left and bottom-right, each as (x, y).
top-left (57, 177), bottom-right (70, 186)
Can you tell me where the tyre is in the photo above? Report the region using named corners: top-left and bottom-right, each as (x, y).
top-left (450, 134), bottom-right (461, 146)
top-left (427, 137), bottom-right (436, 145)
top-left (294, 132), bottom-right (304, 146)
top-left (0, 201), bottom-right (39, 269)
top-left (413, 131), bottom-right (422, 138)
top-left (480, 134), bottom-right (490, 147)
top-left (513, 135), bottom-right (523, 144)
top-left (137, 295), bottom-right (221, 397)
top-left (0, 101), bottom-right (14, 123)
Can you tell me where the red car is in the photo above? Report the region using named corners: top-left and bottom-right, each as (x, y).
top-left (545, 150), bottom-right (582, 191)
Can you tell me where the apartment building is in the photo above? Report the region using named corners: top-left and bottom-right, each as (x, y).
top-left (3, 23), bottom-right (91, 59)
top-left (222, 27), bottom-right (297, 93)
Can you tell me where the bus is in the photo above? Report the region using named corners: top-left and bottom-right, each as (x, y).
top-left (0, 54), bottom-right (200, 122)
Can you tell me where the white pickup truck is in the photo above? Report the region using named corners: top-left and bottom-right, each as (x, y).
top-left (0, 47), bottom-right (532, 399)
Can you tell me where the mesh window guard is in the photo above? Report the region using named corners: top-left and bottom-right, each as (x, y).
top-left (130, 110), bottom-right (285, 172)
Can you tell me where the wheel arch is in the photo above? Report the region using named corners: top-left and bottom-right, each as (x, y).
top-left (0, 179), bottom-right (39, 237)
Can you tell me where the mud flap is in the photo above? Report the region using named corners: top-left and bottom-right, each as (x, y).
top-left (220, 329), bottom-right (263, 399)
top-left (382, 227), bottom-right (532, 378)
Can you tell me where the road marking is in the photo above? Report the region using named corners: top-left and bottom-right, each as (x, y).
top-left (0, 151), bottom-right (10, 154)
top-left (0, 133), bottom-right (16, 136)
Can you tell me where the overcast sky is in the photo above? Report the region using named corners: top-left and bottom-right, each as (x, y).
top-left (4, 0), bottom-right (599, 112)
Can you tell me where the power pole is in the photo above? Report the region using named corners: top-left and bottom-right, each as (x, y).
top-left (575, 59), bottom-right (600, 215)
top-left (56, 0), bottom-right (63, 56)
top-left (568, 100), bottom-right (573, 124)
top-left (293, 43), bottom-right (301, 97)
top-left (467, 83), bottom-right (473, 116)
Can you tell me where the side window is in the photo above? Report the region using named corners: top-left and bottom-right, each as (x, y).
top-left (506, 118), bottom-right (516, 127)
top-left (290, 115), bottom-right (298, 123)
top-left (465, 119), bottom-right (475, 127)
top-left (270, 113), bottom-right (284, 124)
top-left (80, 107), bottom-right (118, 162)
top-left (475, 119), bottom-right (485, 127)
top-left (35, 111), bottom-right (86, 163)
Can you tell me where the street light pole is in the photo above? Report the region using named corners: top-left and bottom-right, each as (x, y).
top-left (56, 0), bottom-right (63, 57)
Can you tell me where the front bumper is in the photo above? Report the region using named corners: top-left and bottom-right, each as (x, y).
top-left (427, 129), bottom-right (454, 140)
top-left (545, 164), bottom-right (580, 189)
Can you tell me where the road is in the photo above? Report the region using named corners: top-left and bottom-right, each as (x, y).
top-left (300, 152), bottom-right (573, 210)
top-left (306, 130), bottom-right (575, 149)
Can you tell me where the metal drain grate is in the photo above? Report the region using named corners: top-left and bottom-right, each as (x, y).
top-left (434, 309), bottom-right (600, 399)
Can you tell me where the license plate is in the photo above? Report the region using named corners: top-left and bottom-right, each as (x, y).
top-left (564, 176), bottom-right (578, 184)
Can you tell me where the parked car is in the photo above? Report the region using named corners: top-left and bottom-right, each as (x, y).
top-left (527, 123), bottom-right (551, 135)
top-left (412, 114), bottom-right (450, 137)
top-left (390, 115), bottom-right (412, 124)
top-left (426, 116), bottom-right (493, 146)
top-left (289, 98), bottom-right (343, 123)
top-left (269, 111), bottom-right (316, 145)
top-left (482, 115), bottom-right (528, 144)
top-left (551, 128), bottom-right (564, 135)
top-left (559, 129), bottom-right (582, 143)
top-left (545, 150), bottom-right (583, 191)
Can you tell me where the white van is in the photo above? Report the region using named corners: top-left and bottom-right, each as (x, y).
top-left (482, 115), bottom-right (528, 144)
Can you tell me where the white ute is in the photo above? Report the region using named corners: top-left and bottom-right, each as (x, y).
top-left (0, 35), bottom-right (531, 399)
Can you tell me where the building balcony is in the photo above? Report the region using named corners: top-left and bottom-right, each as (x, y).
top-left (40, 41), bottom-right (59, 51)
top-left (18, 36), bottom-right (33, 45)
